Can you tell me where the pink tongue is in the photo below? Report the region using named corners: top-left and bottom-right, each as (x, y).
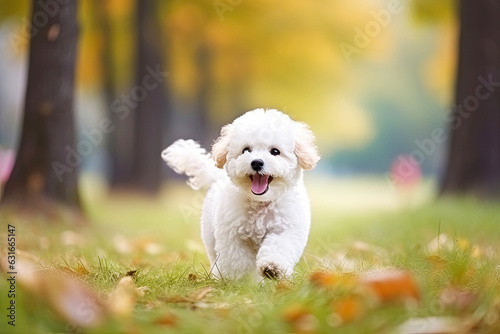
top-left (251, 174), bottom-right (270, 194)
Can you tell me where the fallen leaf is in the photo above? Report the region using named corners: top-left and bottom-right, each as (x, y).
top-left (154, 312), bottom-right (178, 327)
top-left (359, 271), bottom-right (420, 304)
top-left (6, 267), bottom-right (106, 328)
top-left (187, 287), bottom-right (213, 301)
top-left (163, 287), bottom-right (216, 309)
top-left (107, 277), bottom-right (138, 317)
top-left (282, 304), bottom-right (318, 334)
top-left (309, 271), bottom-right (356, 290)
top-left (332, 295), bottom-right (365, 323)
top-left (40, 271), bottom-right (106, 328)
top-left (310, 271), bottom-right (339, 287)
top-left (126, 270), bottom-right (137, 276)
top-left (77, 261), bottom-right (90, 276)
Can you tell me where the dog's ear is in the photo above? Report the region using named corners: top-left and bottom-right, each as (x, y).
top-left (294, 122), bottom-right (320, 170)
top-left (212, 124), bottom-right (232, 168)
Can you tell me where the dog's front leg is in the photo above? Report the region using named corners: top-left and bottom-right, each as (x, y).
top-left (213, 238), bottom-right (256, 279)
top-left (256, 228), bottom-right (308, 280)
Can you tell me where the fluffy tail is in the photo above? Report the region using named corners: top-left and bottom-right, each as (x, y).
top-left (161, 139), bottom-right (224, 191)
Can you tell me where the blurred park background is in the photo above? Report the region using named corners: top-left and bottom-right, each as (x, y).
top-left (0, 0), bottom-right (470, 216)
top-left (2, 1), bottom-right (500, 333)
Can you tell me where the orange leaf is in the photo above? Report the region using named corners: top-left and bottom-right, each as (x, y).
top-left (282, 304), bottom-right (318, 334)
top-left (359, 271), bottom-right (420, 304)
top-left (332, 295), bottom-right (365, 323)
top-left (310, 271), bottom-right (356, 290)
top-left (155, 312), bottom-right (178, 327)
top-left (310, 271), bottom-right (339, 287)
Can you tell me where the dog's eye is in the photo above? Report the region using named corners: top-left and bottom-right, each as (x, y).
top-left (270, 148), bottom-right (280, 156)
top-left (242, 147), bottom-right (251, 154)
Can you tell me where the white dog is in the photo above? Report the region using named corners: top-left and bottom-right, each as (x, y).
top-left (161, 109), bottom-right (320, 280)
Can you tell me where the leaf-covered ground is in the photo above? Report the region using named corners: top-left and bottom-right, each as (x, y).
top-left (1, 180), bottom-right (500, 333)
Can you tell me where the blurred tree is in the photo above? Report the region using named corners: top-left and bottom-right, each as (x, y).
top-left (1, 0), bottom-right (81, 211)
top-left (130, 0), bottom-right (169, 194)
top-left (440, 0), bottom-right (500, 197)
top-left (94, 0), bottom-right (136, 189)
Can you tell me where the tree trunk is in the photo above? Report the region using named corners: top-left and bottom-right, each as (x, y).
top-left (440, 0), bottom-right (500, 197)
top-left (131, 0), bottom-right (168, 194)
top-left (1, 0), bottom-right (81, 210)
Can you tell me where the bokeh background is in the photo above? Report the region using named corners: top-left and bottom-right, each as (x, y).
top-left (0, 0), bottom-right (457, 212)
top-left (4, 2), bottom-right (500, 333)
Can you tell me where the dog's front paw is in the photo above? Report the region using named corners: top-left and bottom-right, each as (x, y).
top-left (259, 263), bottom-right (285, 280)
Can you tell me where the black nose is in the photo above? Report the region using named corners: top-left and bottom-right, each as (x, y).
top-left (251, 159), bottom-right (264, 171)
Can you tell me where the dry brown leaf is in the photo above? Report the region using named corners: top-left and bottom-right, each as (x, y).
top-left (309, 271), bottom-right (357, 290)
top-left (187, 287), bottom-right (213, 301)
top-left (282, 304), bottom-right (318, 334)
top-left (154, 312), bottom-right (178, 327)
top-left (1, 249), bottom-right (105, 329)
top-left (126, 270), bottom-right (137, 276)
top-left (332, 295), bottom-right (365, 324)
top-left (39, 271), bottom-right (106, 327)
top-left (163, 286), bottom-right (215, 308)
top-left (107, 276), bottom-right (138, 317)
top-left (57, 265), bottom-right (77, 276)
top-left (310, 271), bottom-right (339, 287)
top-left (359, 271), bottom-right (420, 304)
top-left (77, 262), bottom-right (90, 276)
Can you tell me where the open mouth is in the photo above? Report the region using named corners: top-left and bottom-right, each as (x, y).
top-left (249, 174), bottom-right (273, 195)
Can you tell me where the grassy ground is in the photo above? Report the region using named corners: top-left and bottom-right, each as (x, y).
top-left (1, 178), bottom-right (500, 333)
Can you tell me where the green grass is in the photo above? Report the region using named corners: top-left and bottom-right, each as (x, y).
top-left (1, 179), bottom-right (500, 333)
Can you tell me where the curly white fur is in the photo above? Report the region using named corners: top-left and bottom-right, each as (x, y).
top-left (162, 109), bottom-right (320, 280)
